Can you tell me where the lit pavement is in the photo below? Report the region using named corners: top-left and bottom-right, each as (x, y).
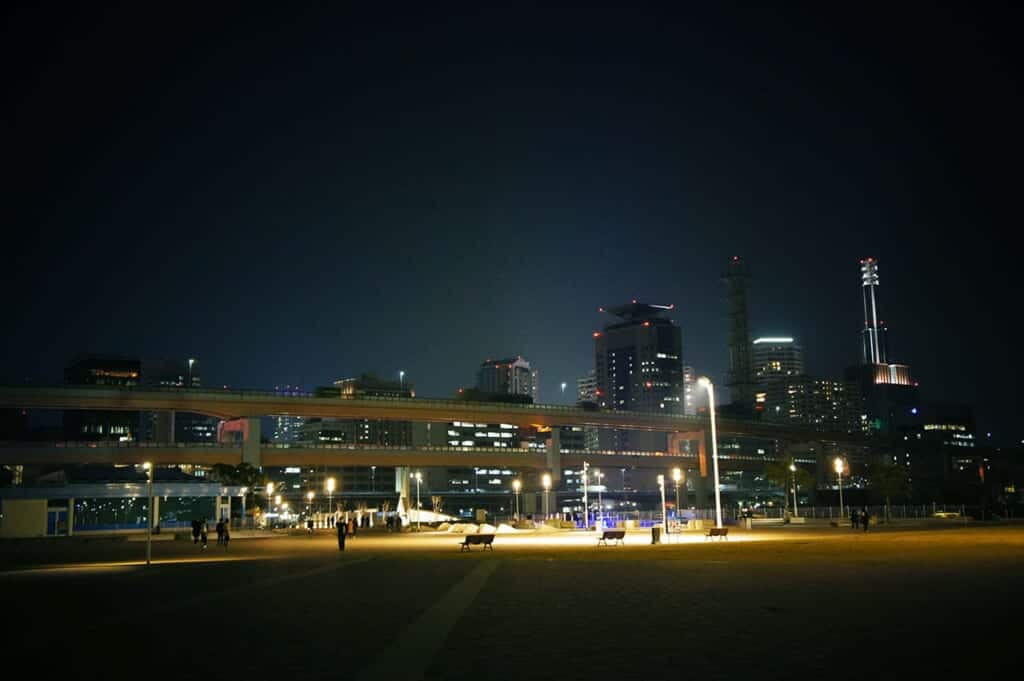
top-left (2, 522), bottom-right (1020, 680)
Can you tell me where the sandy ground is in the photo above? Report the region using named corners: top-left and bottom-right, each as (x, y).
top-left (2, 521), bottom-right (1020, 680)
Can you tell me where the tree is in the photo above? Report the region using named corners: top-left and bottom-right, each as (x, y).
top-left (764, 460), bottom-right (792, 515)
top-left (870, 463), bottom-right (910, 521)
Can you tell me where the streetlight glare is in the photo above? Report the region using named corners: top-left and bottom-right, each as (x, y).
top-left (834, 457), bottom-right (843, 474)
top-left (326, 477), bottom-right (336, 493)
top-left (512, 479), bottom-right (521, 492)
top-left (266, 482), bottom-right (274, 495)
top-left (143, 461), bottom-right (152, 470)
top-left (697, 376), bottom-right (712, 389)
top-left (672, 467), bottom-right (682, 483)
top-left (542, 473), bottom-right (552, 488)
top-left (789, 463), bottom-right (797, 472)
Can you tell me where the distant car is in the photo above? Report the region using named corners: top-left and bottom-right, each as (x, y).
top-left (932, 511), bottom-right (960, 519)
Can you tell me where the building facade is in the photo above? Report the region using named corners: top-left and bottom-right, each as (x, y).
top-left (477, 357), bottom-right (538, 403)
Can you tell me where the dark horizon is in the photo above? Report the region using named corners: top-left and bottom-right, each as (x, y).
top-left (4, 5), bottom-right (1021, 445)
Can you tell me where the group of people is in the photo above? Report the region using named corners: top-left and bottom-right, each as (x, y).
top-left (850, 507), bottom-right (872, 532)
top-left (190, 518), bottom-right (230, 549)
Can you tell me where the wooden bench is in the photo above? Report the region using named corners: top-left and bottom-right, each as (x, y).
top-left (459, 533), bottom-right (495, 552)
top-left (705, 527), bottom-right (729, 540)
top-left (597, 529), bottom-right (625, 546)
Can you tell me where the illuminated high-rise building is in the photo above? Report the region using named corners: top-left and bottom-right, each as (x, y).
top-left (594, 302), bottom-right (683, 450)
top-left (752, 337), bottom-right (804, 385)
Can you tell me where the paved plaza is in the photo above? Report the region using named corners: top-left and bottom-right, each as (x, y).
top-left (2, 522), bottom-right (1020, 680)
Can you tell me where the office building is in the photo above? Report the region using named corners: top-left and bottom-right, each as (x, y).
top-left (752, 337), bottom-right (804, 385)
top-left (272, 385), bottom-right (305, 444)
top-left (477, 357), bottom-right (538, 403)
top-left (595, 301), bottom-right (683, 449)
top-left (63, 355), bottom-right (141, 441)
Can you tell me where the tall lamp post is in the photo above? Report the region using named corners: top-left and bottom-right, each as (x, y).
top-left (672, 467), bottom-right (682, 523)
top-left (326, 477), bottom-right (336, 525)
top-left (789, 463), bottom-right (799, 518)
top-left (834, 457), bottom-right (845, 519)
top-left (144, 462), bottom-right (153, 566)
top-left (265, 482), bottom-right (275, 530)
top-left (399, 370), bottom-right (405, 388)
top-left (657, 474), bottom-right (668, 533)
top-left (307, 491), bottom-right (314, 524)
top-left (414, 471), bottom-right (422, 530)
top-left (542, 473), bottom-right (552, 520)
top-left (697, 377), bottom-right (724, 529)
top-left (594, 468), bottom-right (604, 530)
top-left (512, 479), bottom-right (521, 520)
top-left (581, 461), bottom-right (589, 529)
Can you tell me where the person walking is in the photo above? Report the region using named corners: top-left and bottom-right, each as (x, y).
top-left (192, 519), bottom-right (201, 544)
top-left (336, 517), bottom-right (346, 552)
top-left (200, 519), bottom-right (209, 550)
top-left (850, 508), bottom-right (859, 530)
top-left (222, 521), bottom-right (230, 549)
top-left (350, 516), bottom-right (358, 538)
top-left (215, 519), bottom-right (224, 546)
top-left (861, 507), bottom-right (870, 532)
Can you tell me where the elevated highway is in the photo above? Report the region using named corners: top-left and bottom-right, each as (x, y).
top-left (0, 385), bottom-right (870, 443)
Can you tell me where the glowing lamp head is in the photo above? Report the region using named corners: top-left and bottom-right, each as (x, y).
top-left (274, 495), bottom-right (281, 506)
top-left (672, 467), bottom-right (682, 483)
top-left (266, 482), bottom-right (274, 495)
top-left (542, 473), bottom-right (552, 490)
top-left (789, 464), bottom-right (796, 472)
top-left (326, 477), bottom-right (336, 493)
top-left (143, 461), bottom-right (152, 471)
top-left (415, 471), bottom-right (422, 482)
top-left (697, 376), bottom-right (712, 389)
top-left (307, 491), bottom-right (314, 501)
top-left (512, 479), bottom-right (521, 492)
top-left (834, 458), bottom-right (844, 474)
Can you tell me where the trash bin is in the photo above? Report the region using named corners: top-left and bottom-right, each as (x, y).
top-left (651, 526), bottom-right (661, 544)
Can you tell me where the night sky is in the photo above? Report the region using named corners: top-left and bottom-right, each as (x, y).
top-left (4, 5), bottom-right (1021, 443)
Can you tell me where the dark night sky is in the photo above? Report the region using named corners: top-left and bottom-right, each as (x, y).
top-left (3, 5), bottom-right (1021, 443)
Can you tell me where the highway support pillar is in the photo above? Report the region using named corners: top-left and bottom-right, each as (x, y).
top-left (242, 417), bottom-right (261, 467)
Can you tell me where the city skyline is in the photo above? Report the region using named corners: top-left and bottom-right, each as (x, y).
top-left (3, 5), bottom-right (1019, 444)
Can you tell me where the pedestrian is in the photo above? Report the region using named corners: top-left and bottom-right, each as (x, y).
top-left (215, 519), bottom-right (224, 546)
top-left (307, 518), bottom-right (314, 535)
top-left (850, 508), bottom-right (858, 530)
top-left (191, 519), bottom-right (200, 544)
top-left (861, 507), bottom-right (870, 532)
top-left (222, 521), bottom-right (230, 548)
top-left (200, 519), bottom-right (209, 550)
top-left (337, 517), bottom-right (346, 551)
top-left (350, 516), bottom-right (357, 538)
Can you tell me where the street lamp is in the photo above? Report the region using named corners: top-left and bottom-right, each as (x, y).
top-left (399, 370), bottom-right (405, 388)
top-left (187, 358), bottom-right (195, 386)
top-left (560, 381), bottom-right (567, 397)
top-left (144, 462), bottom-right (153, 566)
top-left (542, 473), bottom-right (552, 520)
top-left (326, 477), bottom-right (336, 523)
top-left (265, 482), bottom-right (275, 530)
top-left (414, 471), bottom-right (422, 530)
top-left (834, 457), bottom-right (845, 519)
top-left (512, 479), bottom-right (521, 520)
top-left (371, 465), bottom-right (376, 492)
top-left (307, 491), bottom-right (314, 522)
top-left (697, 377), bottom-right (724, 529)
top-left (594, 468), bottom-right (604, 530)
top-left (657, 474), bottom-right (668, 534)
top-left (789, 463), bottom-right (799, 518)
top-left (672, 467), bottom-right (682, 522)
top-left (581, 461), bottom-right (589, 529)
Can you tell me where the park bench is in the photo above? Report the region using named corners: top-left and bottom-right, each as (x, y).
top-left (459, 533), bottom-right (495, 552)
top-left (597, 529), bottom-right (626, 546)
top-left (705, 527), bottom-right (729, 541)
